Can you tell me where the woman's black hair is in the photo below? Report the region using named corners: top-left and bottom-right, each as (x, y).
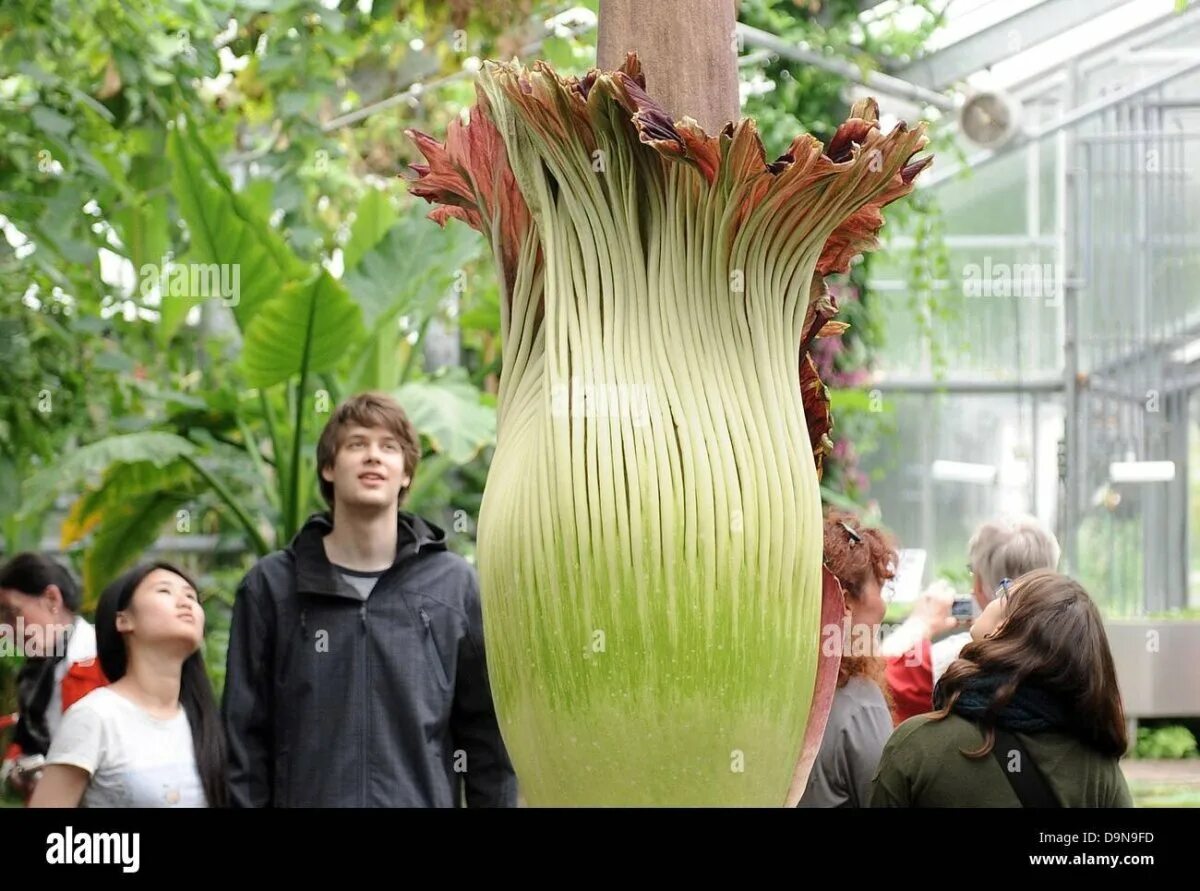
top-left (0, 552), bottom-right (82, 612)
top-left (95, 562), bottom-right (228, 808)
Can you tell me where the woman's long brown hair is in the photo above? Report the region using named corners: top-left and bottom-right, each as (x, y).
top-left (932, 569), bottom-right (1127, 758)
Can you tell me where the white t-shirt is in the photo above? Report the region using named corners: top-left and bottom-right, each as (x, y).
top-left (931, 632), bottom-right (973, 686)
top-left (47, 616), bottom-right (98, 740)
top-left (45, 687), bottom-right (207, 808)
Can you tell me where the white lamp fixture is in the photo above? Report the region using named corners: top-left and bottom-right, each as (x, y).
top-left (1109, 461), bottom-right (1176, 483)
top-left (1168, 338), bottom-right (1200, 365)
top-left (931, 459), bottom-right (998, 485)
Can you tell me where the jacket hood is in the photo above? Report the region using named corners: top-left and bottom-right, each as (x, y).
top-left (288, 510), bottom-right (448, 597)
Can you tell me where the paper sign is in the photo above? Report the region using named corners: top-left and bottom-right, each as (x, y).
top-left (888, 548), bottom-right (927, 604)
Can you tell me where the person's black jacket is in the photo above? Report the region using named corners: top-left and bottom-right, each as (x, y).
top-left (221, 510), bottom-right (518, 807)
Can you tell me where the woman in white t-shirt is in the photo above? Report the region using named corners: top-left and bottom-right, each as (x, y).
top-left (29, 562), bottom-right (227, 808)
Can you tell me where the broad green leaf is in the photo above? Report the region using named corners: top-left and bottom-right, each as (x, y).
top-left (343, 208), bottom-right (479, 329)
top-left (342, 188), bottom-right (397, 273)
top-left (350, 327), bottom-right (401, 393)
top-left (16, 60), bottom-right (56, 86)
top-left (242, 177), bottom-right (275, 212)
top-left (75, 147), bottom-right (112, 183)
top-left (394, 375), bottom-right (496, 465)
top-left (63, 84), bottom-right (115, 123)
top-left (21, 432), bottom-right (197, 520)
top-left (155, 279), bottom-right (196, 345)
top-left (113, 191), bottom-right (169, 274)
top-left (62, 458), bottom-right (199, 547)
top-left (402, 452), bottom-right (456, 517)
top-left (240, 269), bottom-right (366, 390)
top-left (114, 151), bottom-right (171, 295)
top-left (82, 492), bottom-right (195, 604)
top-left (167, 120), bottom-right (308, 330)
top-left (278, 91), bottom-right (311, 116)
top-left (29, 203), bottom-right (97, 266)
top-left (163, 389), bottom-right (238, 432)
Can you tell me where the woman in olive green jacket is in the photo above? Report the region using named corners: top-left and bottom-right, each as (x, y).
top-left (871, 569), bottom-right (1132, 807)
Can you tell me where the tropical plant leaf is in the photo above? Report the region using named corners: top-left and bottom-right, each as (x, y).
top-left (343, 206), bottom-right (480, 330)
top-left (394, 374), bottom-right (496, 465)
top-left (342, 187), bottom-right (397, 273)
top-left (21, 432), bottom-right (198, 521)
top-left (62, 458), bottom-right (199, 547)
top-left (167, 119), bottom-right (308, 332)
top-left (239, 269), bottom-right (366, 390)
top-left (81, 492), bottom-right (196, 603)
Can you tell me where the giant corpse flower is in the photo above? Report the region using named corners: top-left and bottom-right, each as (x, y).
top-left (408, 55), bottom-right (930, 806)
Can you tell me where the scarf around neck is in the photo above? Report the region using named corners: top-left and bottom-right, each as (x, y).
top-left (935, 671), bottom-right (1070, 734)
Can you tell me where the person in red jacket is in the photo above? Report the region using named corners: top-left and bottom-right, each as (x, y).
top-left (0, 553), bottom-right (108, 802)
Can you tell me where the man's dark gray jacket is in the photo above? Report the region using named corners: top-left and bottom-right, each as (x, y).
top-left (221, 511), bottom-right (517, 807)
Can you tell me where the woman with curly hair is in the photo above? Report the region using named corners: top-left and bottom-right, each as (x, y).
top-left (871, 569), bottom-right (1131, 807)
top-left (797, 510), bottom-right (898, 807)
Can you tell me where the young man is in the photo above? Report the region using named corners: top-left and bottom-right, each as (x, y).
top-left (0, 553), bottom-right (108, 802)
top-left (222, 392), bottom-right (517, 807)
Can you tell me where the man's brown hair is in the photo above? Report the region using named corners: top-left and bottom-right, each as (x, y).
top-left (316, 392), bottom-right (421, 509)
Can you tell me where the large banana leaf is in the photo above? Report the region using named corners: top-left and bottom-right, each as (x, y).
top-left (61, 458), bottom-right (201, 547)
top-left (20, 432), bottom-right (198, 523)
top-left (59, 442), bottom-right (208, 599)
top-left (80, 492), bottom-right (199, 604)
top-left (167, 120), bottom-right (308, 332)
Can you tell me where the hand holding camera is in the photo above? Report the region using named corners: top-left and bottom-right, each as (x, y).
top-left (910, 579), bottom-right (963, 637)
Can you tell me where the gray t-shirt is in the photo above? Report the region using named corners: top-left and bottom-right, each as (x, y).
top-left (335, 565), bottom-right (385, 600)
top-left (45, 687), bottom-right (207, 808)
top-left (797, 676), bottom-right (893, 808)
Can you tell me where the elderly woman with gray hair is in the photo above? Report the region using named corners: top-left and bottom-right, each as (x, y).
top-left (884, 515), bottom-right (1061, 725)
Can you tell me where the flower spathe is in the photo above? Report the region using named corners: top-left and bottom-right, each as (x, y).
top-left (408, 54), bottom-right (929, 805)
